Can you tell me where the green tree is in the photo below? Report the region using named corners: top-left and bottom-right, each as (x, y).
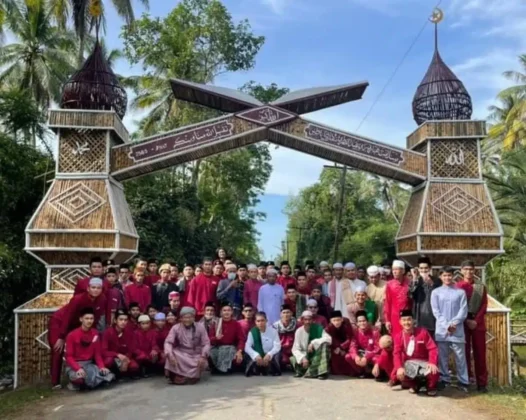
top-left (0, 0), bottom-right (78, 107)
top-left (121, 0), bottom-right (265, 135)
top-left (284, 170), bottom-right (407, 266)
top-left (0, 133), bottom-right (51, 373)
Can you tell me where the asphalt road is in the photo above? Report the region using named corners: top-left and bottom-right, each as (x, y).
top-left (14, 374), bottom-right (491, 420)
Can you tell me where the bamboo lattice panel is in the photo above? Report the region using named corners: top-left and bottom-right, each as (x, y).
top-left (50, 267), bottom-right (90, 291)
top-left (398, 188), bottom-right (425, 236)
top-left (120, 235), bottom-right (138, 250)
top-left (34, 251), bottom-right (114, 265)
top-left (423, 253), bottom-right (499, 267)
top-left (18, 313), bottom-right (53, 386)
top-left (430, 139), bottom-right (479, 179)
top-left (486, 312), bottom-right (510, 386)
top-left (58, 129), bottom-right (107, 173)
top-left (30, 232), bottom-right (116, 249)
top-left (30, 180), bottom-right (114, 230)
top-left (422, 183), bottom-right (499, 233)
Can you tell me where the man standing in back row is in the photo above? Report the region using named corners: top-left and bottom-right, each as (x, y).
top-left (456, 260), bottom-right (488, 392)
top-left (258, 269), bottom-right (285, 325)
top-left (384, 260), bottom-right (412, 337)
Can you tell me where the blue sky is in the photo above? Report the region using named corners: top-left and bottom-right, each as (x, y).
top-left (102, 0), bottom-right (525, 259)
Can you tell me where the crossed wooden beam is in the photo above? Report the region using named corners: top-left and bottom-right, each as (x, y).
top-left (110, 79), bottom-right (427, 185)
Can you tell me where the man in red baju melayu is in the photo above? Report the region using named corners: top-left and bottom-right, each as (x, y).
top-left (186, 257), bottom-right (220, 318)
top-left (325, 310), bottom-right (355, 376)
top-left (384, 260), bottom-right (412, 337)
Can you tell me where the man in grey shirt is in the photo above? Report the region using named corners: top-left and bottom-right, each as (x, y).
top-left (431, 266), bottom-right (469, 392)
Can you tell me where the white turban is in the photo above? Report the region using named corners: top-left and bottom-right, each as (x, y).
top-left (319, 261), bottom-right (329, 267)
top-left (367, 265), bottom-right (380, 276)
top-left (266, 268), bottom-right (278, 276)
top-left (138, 315), bottom-right (150, 323)
top-left (332, 263), bottom-right (343, 269)
top-left (354, 285), bottom-right (366, 293)
top-left (301, 310), bottom-right (313, 318)
top-left (247, 263), bottom-right (257, 270)
top-left (306, 299), bottom-right (318, 307)
top-left (392, 260), bottom-right (405, 269)
top-left (344, 262), bottom-right (356, 269)
top-left (89, 277), bottom-right (103, 287)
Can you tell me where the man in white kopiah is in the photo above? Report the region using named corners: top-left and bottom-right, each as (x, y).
top-left (328, 263), bottom-right (353, 319)
top-left (366, 265), bottom-right (387, 323)
top-left (344, 262), bottom-right (367, 295)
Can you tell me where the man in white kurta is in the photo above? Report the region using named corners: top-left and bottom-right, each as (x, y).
top-left (328, 263), bottom-right (353, 319)
top-left (244, 312), bottom-right (281, 376)
top-left (291, 310), bottom-right (332, 379)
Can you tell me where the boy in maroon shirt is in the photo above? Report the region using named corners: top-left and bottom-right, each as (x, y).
top-left (135, 315), bottom-right (161, 376)
top-left (102, 309), bottom-right (140, 377)
top-left (126, 302), bottom-right (141, 332)
top-left (346, 310), bottom-right (381, 377)
top-left (64, 308), bottom-right (114, 391)
top-left (278, 261), bottom-right (296, 290)
top-left (237, 303), bottom-right (255, 344)
top-left (74, 257), bottom-right (111, 296)
top-left (145, 258), bottom-right (160, 288)
top-left (125, 270), bottom-right (151, 312)
top-left (394, 310), bottom-right (439, 396)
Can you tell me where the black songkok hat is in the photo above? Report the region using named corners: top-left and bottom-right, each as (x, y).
top-left (221, 302), bottom-right (233, 309)
top-left (147, 258), bottom-right (159, 265)
top-left (400, 309), bottom-right (413, 318)
top-left (266, 261), bottom-right (275, 267)
top-left (330, 310), bottom-right (343, 319)
top-left (280, 260), bottom-right (290, 267)
top-left (281, 304), bottom-right (292, 312)
top-left (294, 264), bottom-right (302, 270)
top-left (106, 267), bottom-right (117, 274)
top-left (305, 260), bottom-right (315, 267)
top-left (238, 263), bottom-right (247, 269)
top-left (258, 261), bottom-right (267, 268)
top-left (355, 310), bottom-right (368, 320)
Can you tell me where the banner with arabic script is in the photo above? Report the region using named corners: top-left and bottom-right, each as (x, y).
top-left (304, 123), bottom-right (405, 166)
top-left (128, 120), bottom-right (235, 163)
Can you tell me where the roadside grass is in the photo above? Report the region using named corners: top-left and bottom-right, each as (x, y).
top-left (0, 385), bottom-right (54, 418)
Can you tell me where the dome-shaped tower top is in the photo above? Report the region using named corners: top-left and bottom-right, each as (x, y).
top-left (61, 41), bottom-right (128, 120)
top-left (412, 9), bottom-right (472, 126)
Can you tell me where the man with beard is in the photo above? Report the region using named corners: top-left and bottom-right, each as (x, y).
top-left (384, 260), bottom-right (412, 337)
top-left (164, 307), bottom-right (210, 385)
top-left (243, 264), bottom-right (262, 309)
top-left (366, 265), bottom-right (386, 325)
top-left (328, 263), bottom-right (353, 320)
top-left (257, 269), bottom-right (285, 325)
top-left (198, 301), bottom-right (218, 335)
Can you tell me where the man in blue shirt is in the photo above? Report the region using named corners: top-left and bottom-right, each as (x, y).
top-left (431, 266), bottom-right (469, 392)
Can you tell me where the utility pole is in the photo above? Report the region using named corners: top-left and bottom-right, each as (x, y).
top-left (333, 165), bottom-right (347, 262)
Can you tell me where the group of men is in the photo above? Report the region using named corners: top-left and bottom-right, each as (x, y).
top-left (49, 253), bottom-right (489, 396)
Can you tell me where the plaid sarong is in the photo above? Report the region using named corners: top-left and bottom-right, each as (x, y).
top-left (210, 345), bottom-right (237, 373)
top-left (65, 360), bottom-right (113, 389)
top-left (291, 343), bottom-right (330, 377)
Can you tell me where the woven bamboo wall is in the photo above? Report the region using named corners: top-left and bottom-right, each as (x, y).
top-left (276, 119), bottom-right (428, 180)
top-left (486, 311), bottom-right (510, 386)
top-left (397, 188), bottom-right (425, 237)
top-left (34, 251), bottom-right (114, 265)
top-left (48, 110), bottom-right (128, 143)
top-left (430, 139), bottom-right (480, 179)
top-left (397, 237), bottom-right (418, 253)
top-left (58, 129), bottom-right (107, 173)
top-left (407, 120), bottom-right (486, 149)
top-left (120, 235), bottom-right (138, 250)
top-left (17, 312), bottom-right (52, 386)
top-left (50, 267), bottom-right (89, 291)
top-left (29, 233), bottom-right (116, 248)
top-left (422, 183), bottom-right (499, 233)
top-left (30, 180), bottom-right (114, 230)
top-left (420, 236), bottom-right (501, 251)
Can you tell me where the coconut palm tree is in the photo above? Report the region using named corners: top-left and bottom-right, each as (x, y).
top-left (0, 0), bottom-right (78, 107)
top-left (487, 92), bottom-right (526, 151)
top-left (54, 0), bottom-right (149, 65)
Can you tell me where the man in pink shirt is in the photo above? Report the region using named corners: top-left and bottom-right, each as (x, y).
top-left (243, 263), bottom-right (262, 308)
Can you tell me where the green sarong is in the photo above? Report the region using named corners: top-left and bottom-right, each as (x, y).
top-left (291, 324), bottom-right (330, 377)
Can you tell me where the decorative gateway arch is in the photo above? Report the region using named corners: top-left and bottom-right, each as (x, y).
top-left (14, 15), bottom-right (512, 388)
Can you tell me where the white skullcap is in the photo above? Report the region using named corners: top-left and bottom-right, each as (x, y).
top-left (138, 315), bottom-right (150, 323)
top-left (306, 299), bottom-right (318, 307)
top-left (344, 262), bottom-right (356, 269)
top-left (319, 261), bottom-right (329, 267)
top-left (354, 285), bottom-right (366, 293)
top-left (367, 265), bottom-right (380, 276)
top-left (266, 268), bottom-right (278, 276)
top-left (392, 260), bottom-right (405, 269)
top-left (89, 277), bottom-right (103, 286)
top-left (332, 263), bottom-right (343, 269)
top-left (247, 263), bottom-right (257, 270)
top-left (301, 310), bottom-right (313, 318)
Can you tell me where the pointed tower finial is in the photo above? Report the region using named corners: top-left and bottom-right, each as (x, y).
top-left (412, 8), bottom-right (472, 126)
